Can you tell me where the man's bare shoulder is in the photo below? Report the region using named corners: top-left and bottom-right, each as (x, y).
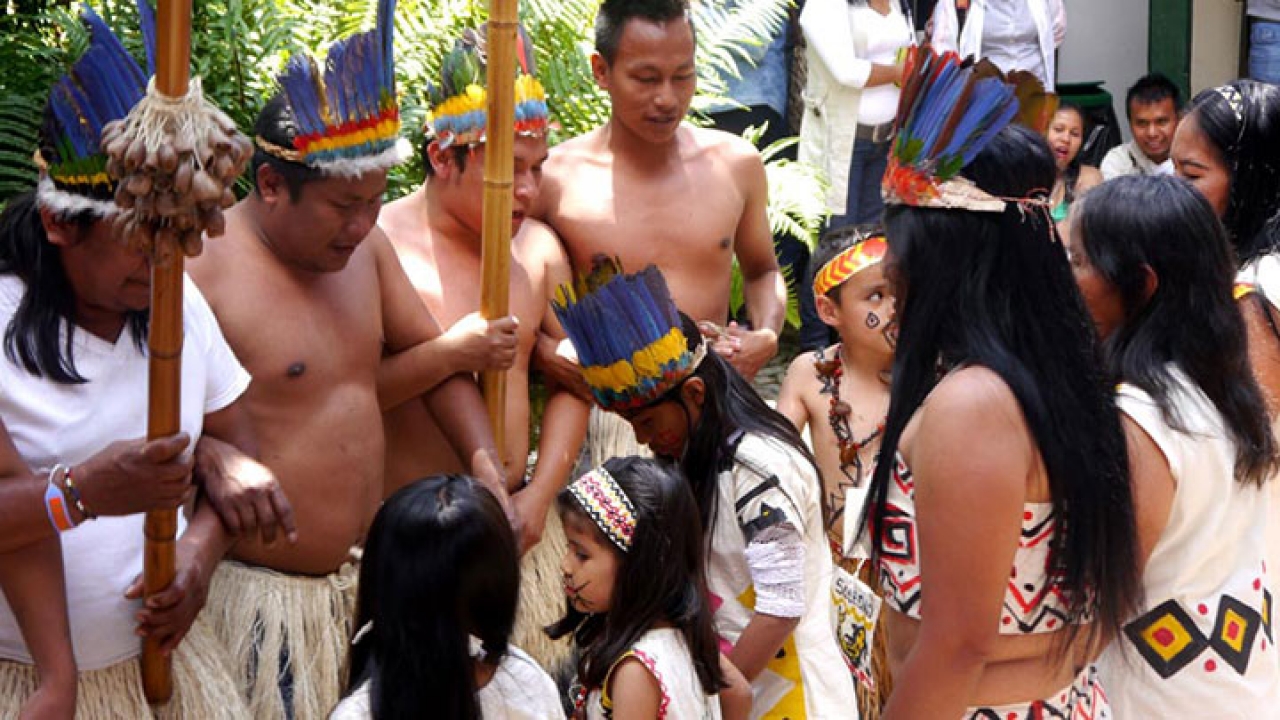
top-left (546, 127), bottom-right (609, 170)
top-left (377, 189), bottom-right (424, 248)
top-left (686, 125), bottom-right (762, 164)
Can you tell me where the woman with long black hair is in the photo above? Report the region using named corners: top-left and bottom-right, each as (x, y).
top-left (864, 47), bottom-right (1139, 717)
top-left (1068, 174), bottom-right (1280, 715)
top-left (1172, 79), bottom-right (1280, 594)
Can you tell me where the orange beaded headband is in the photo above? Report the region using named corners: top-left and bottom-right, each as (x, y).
top-left (813, 235), bottom-right (887, 297)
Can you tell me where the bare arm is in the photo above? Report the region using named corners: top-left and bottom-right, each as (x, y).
top-left (1121, 414), bottom-right (1175, 571)
top-left (727, 613), bottom-right (802, 681)
top-left (372, 232), bottom-right (509, 503)
top-left (776, 353), bottom-right (815, 432)
top-left (882, 369), bottom-right (1030, 719)
top-left (728, 149), bottom-right (785, 380)
top-left (0, 427), bottom-right (191, 553)
top-left (1, 539), bottom-right (76, 719)
top-left (512, 231), bottom-right (590, 551)
top-left (198, 402), bottom-right (297, 544)
top-left (607, 657), bottom-right (664, 720)
top-left (372, 230), bottom-right (517, 409)
top-left (717, 653), bottom-right (753, 720)
top-left (1240, 296), bottom-right (1280, 417)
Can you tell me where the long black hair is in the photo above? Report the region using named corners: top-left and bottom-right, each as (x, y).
top-left (870, 124), bottom-right (1139, 642)
top-left (346, 475), bottom-right (520, 720)
top-left (1075, 175), bottom-right (1278, 486)
top-left (672, 313), bottom-right (823, 536)
top-left (1186, 80), bottom-right (1280, 265)
top-left (0, 191), bottom-right (146, 383)
top-left (547, 456), bottom-right (724, 696)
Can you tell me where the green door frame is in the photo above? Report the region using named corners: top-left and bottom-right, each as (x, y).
top-left (1149, 0), bottom-right (1193, 101)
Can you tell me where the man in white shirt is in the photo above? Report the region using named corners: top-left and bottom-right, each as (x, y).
top-left (1101, 74), bottom-right (1181, 180)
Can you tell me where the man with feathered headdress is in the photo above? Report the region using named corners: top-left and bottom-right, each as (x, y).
top-left (377, 22), bottom-right (589, 676)
top-left (187, 1), bottom-right (510, 715)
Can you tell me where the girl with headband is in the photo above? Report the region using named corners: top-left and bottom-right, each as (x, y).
top-left (548, 457), bottom-right (748, 718)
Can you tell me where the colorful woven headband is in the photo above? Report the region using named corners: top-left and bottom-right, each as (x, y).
top-left (35, 3), bottom-right (150, 218)
top-left (882, 45), bottom-right (1024, 213)
top-left (553, 259), bottom-right (704, 414)
top-left (813, 235), bottom-right (887, 297)
top-left (261, 0), bottom-right (406, 176)
top-left (425, 25), bottom-right (549, 150)
top-left (568, 467), bottom-right (637, 552)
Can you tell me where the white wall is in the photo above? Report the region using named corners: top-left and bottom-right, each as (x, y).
top-left (1057, 0), bottom-right (1150, 141)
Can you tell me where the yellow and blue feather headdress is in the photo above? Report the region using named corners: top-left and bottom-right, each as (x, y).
top-left (553, 259), bottom-right (704, 414)
top-left (260, 0), bottom-right (406, 176)
top-left (35, 3), bottom-right (150, 217)
top-left (425, 24), bottom-right (549, 150)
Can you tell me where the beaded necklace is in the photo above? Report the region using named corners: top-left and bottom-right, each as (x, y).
top-left (815, 344), bottom-right (886, 474)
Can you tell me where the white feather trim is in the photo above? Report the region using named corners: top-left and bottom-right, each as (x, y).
top-left (312, 139), bottom-right (411, 179)
top-left (35, 177), bottom-right (120, 218)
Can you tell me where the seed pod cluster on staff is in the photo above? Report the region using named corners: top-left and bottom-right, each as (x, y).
top-left (102, 99), bottom-right (252, 259)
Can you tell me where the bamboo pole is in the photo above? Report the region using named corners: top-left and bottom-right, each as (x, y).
top-left (142, 0), bottom-right (191, 703)
top-left (480, 1), bottom-right (517, 471)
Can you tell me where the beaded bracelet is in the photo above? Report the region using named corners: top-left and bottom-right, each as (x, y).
top-left (43, 468), bottom-right (77, 533)
top-left (59, 464), bottom-right (96, 520)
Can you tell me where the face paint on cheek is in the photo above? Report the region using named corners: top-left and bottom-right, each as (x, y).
top-left (883, 317), bottom-right (899, 349)
top-left (865, 311), bottom-right (881, 329)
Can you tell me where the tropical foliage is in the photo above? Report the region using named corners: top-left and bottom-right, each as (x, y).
top-left (0, 0), bottom-right (825, 322)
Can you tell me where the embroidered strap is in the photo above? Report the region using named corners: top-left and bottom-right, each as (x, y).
top-left (600, 649), bottom-right (671, 720)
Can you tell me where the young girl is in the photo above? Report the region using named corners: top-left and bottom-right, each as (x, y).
top-left (1045, 104), bottom-right (1102, 232)
top-left (549, 457), bottom-right (743, 719)
top-left (333, 475), bottom-right (562, 720)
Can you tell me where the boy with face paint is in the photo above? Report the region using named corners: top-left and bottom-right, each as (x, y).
top-left (777, 225), bottom-right (893, 558)
top-left (187, 4), bottom-right (509, 716)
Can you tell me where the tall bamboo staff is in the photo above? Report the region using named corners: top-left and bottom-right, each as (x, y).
top-left (103, 0), bottom-right (251, 701)
top-left (140, 0), bottom-right (191, 700)
top-left (481, 0), bottom-right (518, 463)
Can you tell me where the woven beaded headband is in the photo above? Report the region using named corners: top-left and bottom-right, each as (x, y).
top-left (568, 467), bottom-right (636, 552)
top-left (813, 234), bottom-right (887, 297)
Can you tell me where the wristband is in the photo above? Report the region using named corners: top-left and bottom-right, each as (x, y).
top-left (44, 471), bottom-right (77, 533)
top-left (60, 464), bottom-right (96, 520)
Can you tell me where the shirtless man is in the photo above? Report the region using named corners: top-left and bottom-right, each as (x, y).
top-left (378, 25), bottom-right (588, 672)
top-left (380, 26), bottom-right (587, 548)
top-left (538, 0), bottom-right (786, 383)
top-left (187, 54), bottom-right (508, 717)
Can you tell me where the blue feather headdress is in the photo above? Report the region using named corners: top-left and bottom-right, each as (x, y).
top-left (425, 24), bottom-right (549, 150)
top-left (259, 0), bottom-right (406, 176)
top-left (881, 45), bottom-right (1020, 212)
top-left (36, 4), bottom-right (150, 217)
top-left (552, 259), bottom-right (705, 414)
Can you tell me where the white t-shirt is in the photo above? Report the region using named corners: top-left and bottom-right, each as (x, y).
top-left (330, 645), bottom-right (563, 719)
top-left (1097, 369), bottom-right (1280, 715)
top-left (849, 4), bottom-right (913, 126)
top-left (0, 274), bottom-right (250, 671)
top-left (707, 433), bottom-right (858, 719)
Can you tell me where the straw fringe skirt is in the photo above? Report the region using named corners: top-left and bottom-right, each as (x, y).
top-left (586, 407), bottom-right (651, 468)
top-left (204, 559), bottom-right (358, 720)
top-left (0, 620), bottom-right (246, 719)
top-left (512, 506), bottom-right (574, 680)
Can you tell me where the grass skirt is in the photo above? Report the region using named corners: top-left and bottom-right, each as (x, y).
top-left (204, 559), bottom-right (358, 719)
top-left (0, 620), bottom-right (246, 719)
